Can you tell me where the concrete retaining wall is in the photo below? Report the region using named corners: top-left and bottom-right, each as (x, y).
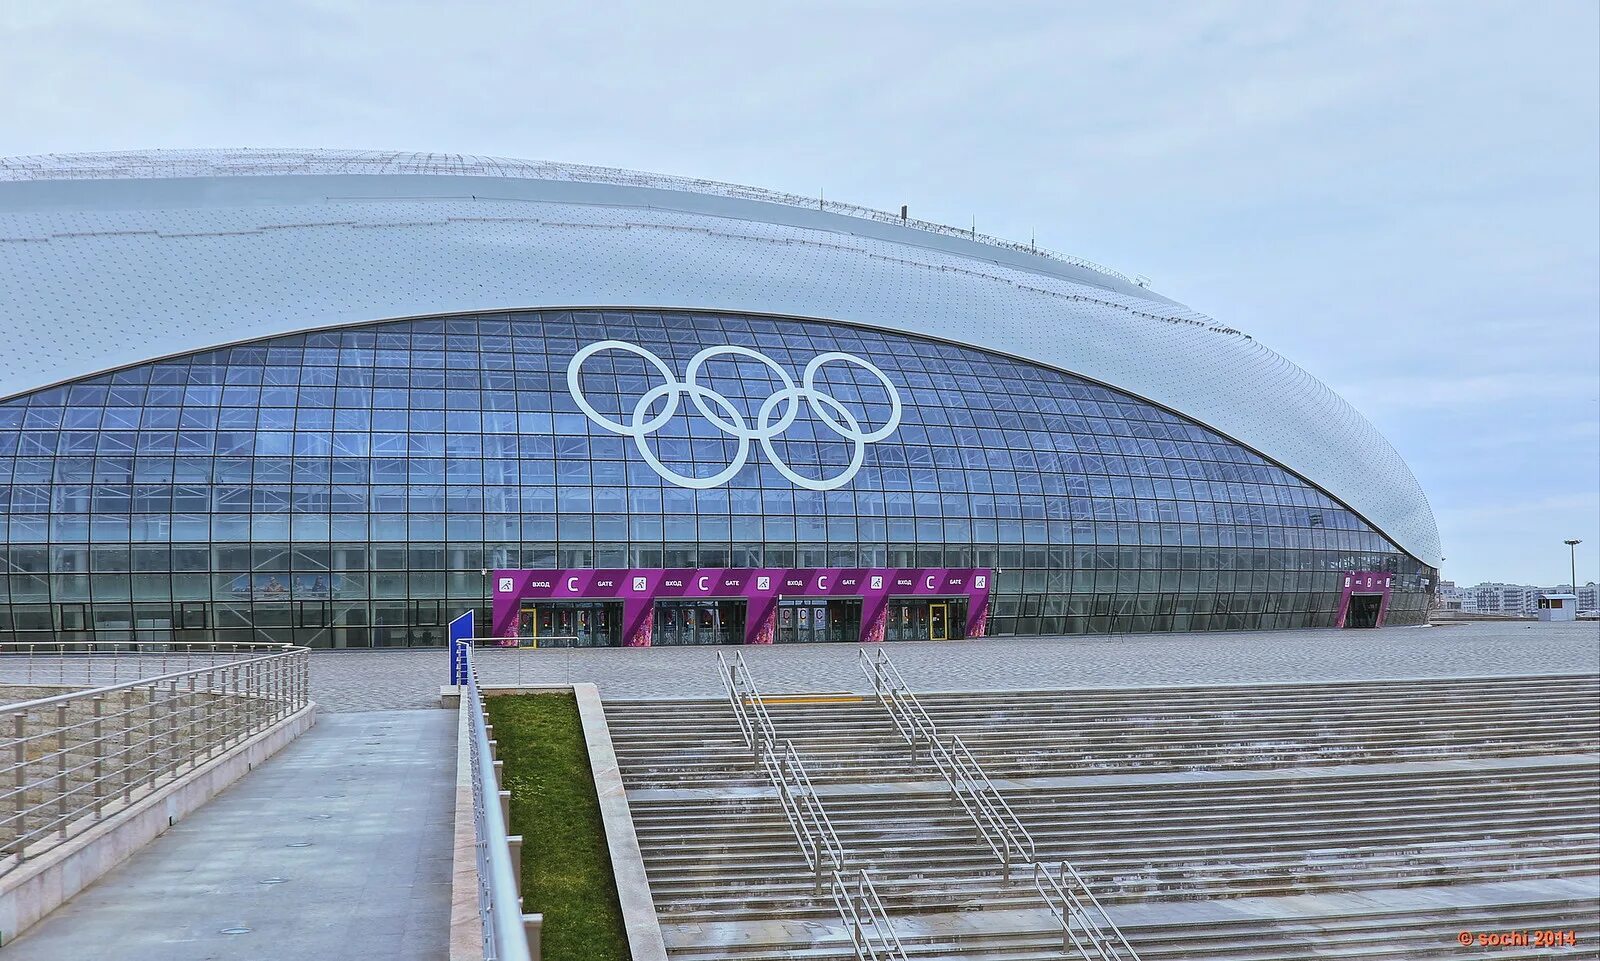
top-left (573, 683), bottom-right (669, 961)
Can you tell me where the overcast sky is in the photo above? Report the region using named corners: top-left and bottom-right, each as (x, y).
top-left (3, 1), bottom-right (1596, 587)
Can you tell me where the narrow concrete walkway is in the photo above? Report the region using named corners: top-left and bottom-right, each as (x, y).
top-left (2, 710), bottom-right (455, 961)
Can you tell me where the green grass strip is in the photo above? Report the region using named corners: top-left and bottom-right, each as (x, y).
top-left (485, 692), bottom-right (631, 961)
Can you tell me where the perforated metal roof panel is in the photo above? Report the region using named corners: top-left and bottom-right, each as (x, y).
top-left (0, 149), bottom-right (1441, 567)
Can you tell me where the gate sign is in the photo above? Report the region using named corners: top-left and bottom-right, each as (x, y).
top-left (492, 566), bottom-right (992, 647)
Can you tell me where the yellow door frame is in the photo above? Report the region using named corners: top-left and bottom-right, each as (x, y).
top-left (929, 602), bottom-right (948, 641)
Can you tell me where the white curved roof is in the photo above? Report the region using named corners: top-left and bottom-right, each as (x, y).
top-left (0, 148), bottom-right (1441, 566)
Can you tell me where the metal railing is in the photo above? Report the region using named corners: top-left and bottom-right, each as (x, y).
top-left (860, 648), bottom-right (1034, 879)
top-left (931, 732), bottom-right (1036, 879)
top-left (716, 650), bottom-right (779, 761)
top-left (832, 868), bottom-right (910, 961)
top-left (0, 641), bottom-right (296, 692)
top-left (716, 653), bottom-right (908, 961)
top-left (1033, 861), bottom-right (1142, 961)
top-left (859, 648), bottom-right (1140, 960)
top-left (0, 641), bottom-right (309, 875)
top-left (459, 641), bottom-right (538, 961)
top-left (0, 149), bottom-right (1146, 288)
top-left (465, 635), bottom-right (584, 650)
top-left (762, 739), bottom-right (848, 893)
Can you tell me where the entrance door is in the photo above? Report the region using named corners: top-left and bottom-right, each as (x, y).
top-left (773, 599), bottom-right (860, 643)
top-left (521, 605), bottom-right (554, 646)
top-left (655, 600), bottom-right (745, 645)
top-left (716, 600), bottom-right (745, 644)
top-left (1346, 594), bottom-right (1382, 629)
top-left (929, 603), bottom-right (949, 641)
top-left (524, 607), bottom-right (556, 645)
top-left (824, 599), bottom-right (861, 643)
top-left (886, 601), bottom-right (928, 641)
top-left (658, 604), bottom-right (681, 645)
top-left (522, 604), bottom-right (619, 647)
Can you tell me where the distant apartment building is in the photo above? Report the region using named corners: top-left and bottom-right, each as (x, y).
top-left (1437, 580), bottom-right (1599, 616)
top-left (1471, 583), bottom-right (1543, 616)
top-left (1557, 582), bottom-right (1599, 612)
top-left (1435, 581), bottom-right (1475, 612)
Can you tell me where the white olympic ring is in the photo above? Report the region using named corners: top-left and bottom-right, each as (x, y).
top-left (567, 340), bottom-right (903, 491)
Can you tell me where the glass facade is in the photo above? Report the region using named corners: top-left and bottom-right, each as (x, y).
top-left (0, 309), bottom-right (1434, 646)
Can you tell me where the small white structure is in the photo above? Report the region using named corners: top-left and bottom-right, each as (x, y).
top-left (1537, 593), bottom-right (1577, 622)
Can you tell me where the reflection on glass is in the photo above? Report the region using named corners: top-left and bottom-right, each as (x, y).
top-left (0, 309), bottom-right (1433, 646)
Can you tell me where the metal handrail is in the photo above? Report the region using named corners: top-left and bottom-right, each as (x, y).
top-left (1033, 861), bottom-right (1141, 961)
top-left (860, 648), bottom-right (1035, 878)
top-left (465, 635), bottom-right (585, 649)
top-left (0, 641), bottom-right (294, 697)
top-left (923, 734), bottom-right (1035, 878)
top-left (0, 640), bottom-right (308, 874)
top-left (459, 642), bottom-right (536, 961)
top-left (946, 733), bottom-right (1035, 861)
top-left (831, 868), bottom-right (911, 961)
top-left (860, 648), bottom-right (1140, 960)
top-left (1, 646), bottom-right (300, 712)
top-left (718, 653), bottom-right (907, 960)
top-left (717, 650), bottom-right (779, 760)
top-left (762, 739), bottom-right (848, 892)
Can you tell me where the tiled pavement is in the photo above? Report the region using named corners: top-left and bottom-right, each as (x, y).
top-left (311, 620), bottom-right (1600, 711)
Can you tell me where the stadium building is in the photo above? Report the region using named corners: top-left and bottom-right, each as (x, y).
top-left (0, 150), bottom-right (1439, 647)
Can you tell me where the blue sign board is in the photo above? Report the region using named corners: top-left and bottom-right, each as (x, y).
top-left (448, 610), bottom-right (474, 685)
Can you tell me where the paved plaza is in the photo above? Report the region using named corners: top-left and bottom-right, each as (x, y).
top-left (310, 620), bottom-right (1600, 711)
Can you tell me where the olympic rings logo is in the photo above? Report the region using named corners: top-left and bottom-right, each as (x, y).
top-left (567, 340), bottom-right (903, 491)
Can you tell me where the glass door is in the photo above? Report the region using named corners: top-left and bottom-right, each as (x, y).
top-left (929, 602), bottom-right (949, 641)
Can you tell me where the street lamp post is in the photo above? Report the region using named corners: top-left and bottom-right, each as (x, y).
top-left (1563, 539), bottom-right (1582, 600)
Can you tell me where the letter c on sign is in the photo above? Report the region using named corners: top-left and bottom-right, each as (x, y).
top-left (817, 575), bottom-right (828, 590)
top-left (567, 576), bottom-right (578, 592)
top-left (926, 575), bottom-right (936, 590)
top-left (697, 576), bottom-right (709, 591)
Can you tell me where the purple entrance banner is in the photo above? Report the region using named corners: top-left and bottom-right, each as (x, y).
top-left (490, 567), bottom-right (992, 646)
top-left (1334, 570), bottom-right (1393, 628)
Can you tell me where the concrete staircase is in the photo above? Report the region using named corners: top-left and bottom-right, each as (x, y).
top-left (606, 674), bottom-right (1600, 960)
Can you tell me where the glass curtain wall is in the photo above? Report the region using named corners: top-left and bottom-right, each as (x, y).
top-left (0, 309), bottom-right (1435, 646)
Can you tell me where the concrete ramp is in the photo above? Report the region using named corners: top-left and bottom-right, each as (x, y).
top-left (0, 711), bottom-right (454, 961)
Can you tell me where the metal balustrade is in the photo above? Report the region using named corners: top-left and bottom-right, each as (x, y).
top-left (860, 648), bottom-right (1035, 878)
top-left (0, 641), bottom-right (297, 691)
top-left (0, 641), bottom-right (309, 876)
top-left (762, 739), bottom-right (849, 893)
top-left (1033, 861), bottom-right (1142, 961)
top-left (459, 641), bottom-right (538, 961)
top-left (860, 648), bottom-right (1140, 960)
top-left (464, 635), bottom-right (584, 650)
top-left (716, 653), bottom-right (908, 961)
top-left (716, 650), bottom-right (779, 761)
top-left (932, 731), bottom-right (1037, 878)
top-left (831, 868), bottom-right (910, 961)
